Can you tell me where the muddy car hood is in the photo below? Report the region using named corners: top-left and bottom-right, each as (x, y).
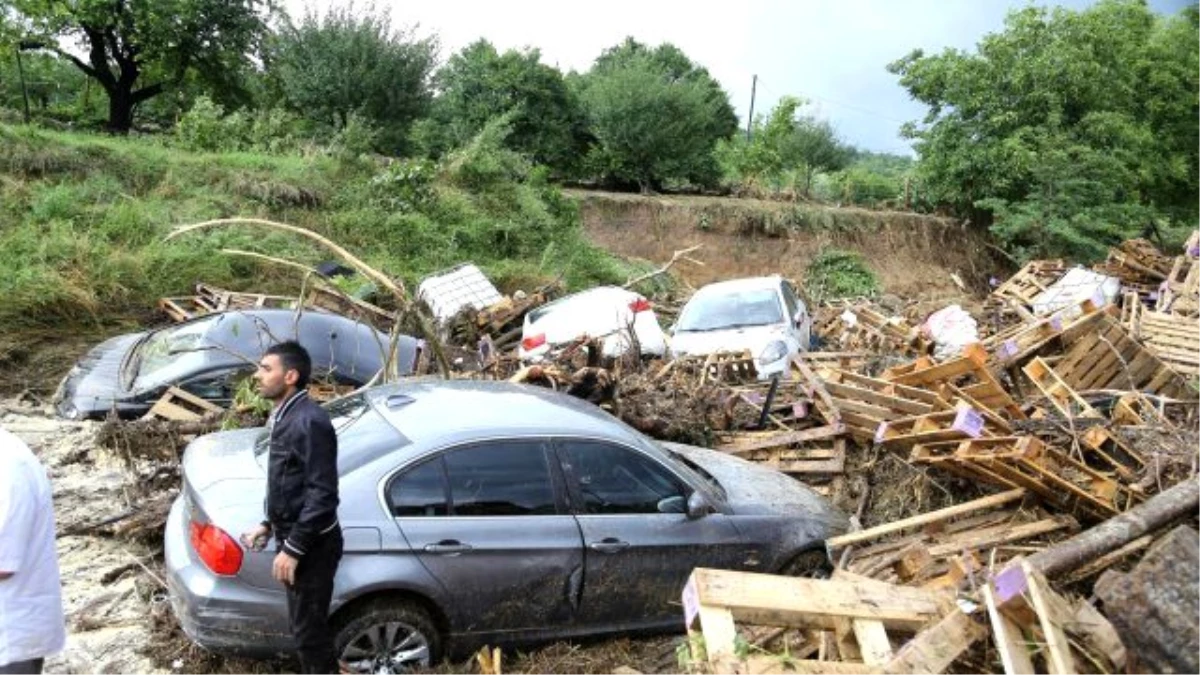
top-left (53, 332), bottom-right (145, 419)
top-left (664, 442), bottom-right (848, 531)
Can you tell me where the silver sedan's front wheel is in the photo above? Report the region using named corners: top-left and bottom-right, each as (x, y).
top-left (335, 599), bottom-right (441, 674)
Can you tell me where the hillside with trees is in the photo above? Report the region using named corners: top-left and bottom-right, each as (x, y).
top-left (0, 0), bottom-right (1195, 274)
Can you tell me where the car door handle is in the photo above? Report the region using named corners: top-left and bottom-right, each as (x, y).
top-left (423, 540), bottom-right (472, 555)
top-left (588, 538), bottom-right (630, 554)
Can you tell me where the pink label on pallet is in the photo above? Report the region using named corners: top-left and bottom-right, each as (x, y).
top-left (952, 408), bottom-right (985, 437)
top-left (874, 422), bottom-right (888, 444)
top-left (1050, 315), bottom-right (1063, 331)
top-left (792, 401), bottom-right (808, 419)
top-left (1000, 338), bottom-right (1020, 360)
top-left (682, 575), bottom-right (700, 628)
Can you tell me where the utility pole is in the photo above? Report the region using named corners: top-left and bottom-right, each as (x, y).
top-left (745, 74), bottom-right (757, 142)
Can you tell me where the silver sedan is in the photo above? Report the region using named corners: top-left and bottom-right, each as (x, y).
top-left (165, 379), bottom-right (847, 672)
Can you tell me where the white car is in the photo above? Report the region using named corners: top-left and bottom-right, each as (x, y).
top-left (669, 276), bottom-right (811, 379)
top-left (519, 286), bottom-right (668, 362)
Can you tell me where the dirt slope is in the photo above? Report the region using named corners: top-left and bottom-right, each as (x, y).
top-left (574, 191), bottom-right (1003, 299)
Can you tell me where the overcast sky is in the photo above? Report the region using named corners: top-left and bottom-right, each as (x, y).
top-left (285, 0), bottom-right (1194, 156)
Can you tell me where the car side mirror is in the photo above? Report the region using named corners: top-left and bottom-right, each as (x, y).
top-left (686, 491), bottom-right (713, 520)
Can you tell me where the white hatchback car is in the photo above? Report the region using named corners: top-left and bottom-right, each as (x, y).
top-left (669, 276), bottom-right (811, 379)
top-left (519, 286), bottom-right (668, 362)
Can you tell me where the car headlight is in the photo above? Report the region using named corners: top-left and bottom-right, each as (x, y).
top-left (757, 340), bottom-right (788, 365)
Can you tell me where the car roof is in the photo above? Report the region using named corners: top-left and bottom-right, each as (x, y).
top-left (363, 378), bottom-right (648, 450)
top-left (691, 276), bottom-right (783, 297)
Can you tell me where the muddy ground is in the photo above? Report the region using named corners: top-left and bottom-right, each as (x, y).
top-left (3, 399), bottom-right (684, 674)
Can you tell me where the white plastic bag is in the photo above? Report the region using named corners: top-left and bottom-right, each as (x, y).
top-left (922, 305), bottom-right (979, 361)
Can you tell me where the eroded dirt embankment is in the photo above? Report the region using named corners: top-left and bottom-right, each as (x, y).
top-left (574, 190), bottom-right (1003, 299)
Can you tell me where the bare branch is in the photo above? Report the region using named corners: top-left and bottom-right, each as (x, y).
top-left (168, 218), bottom-right (408, 300)
top-left (623, 244), bottom-right (704, 290)
top-left (168, 218), bottom-right (451, 377)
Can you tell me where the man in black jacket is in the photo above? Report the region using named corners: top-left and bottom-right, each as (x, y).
top-left (240, 341), bottom-right (342, 674)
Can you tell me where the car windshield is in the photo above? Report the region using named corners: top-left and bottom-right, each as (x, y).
top-left (130, 319), bottom-right (224, 390)
top-left (676, 287), bottom-right (783, 332)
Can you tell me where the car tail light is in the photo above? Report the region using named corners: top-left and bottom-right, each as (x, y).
top-left (521, 333), bottom-right (547, 351)
top-left (189, 520), bottom-right (243, 576)
top-left (628, 298), bottom-right (652, 313)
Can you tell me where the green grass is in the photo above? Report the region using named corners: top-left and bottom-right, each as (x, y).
top-left (0, 123), bottom-right (625, 337)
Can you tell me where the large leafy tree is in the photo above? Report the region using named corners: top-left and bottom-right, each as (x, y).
top-left (269, 5), bottom-right (437, 153)
top-left (890, 0), bottom-right (1199, 261)
top-left (4, 0), bottom-right (269, 132)
top-left (574, 38), bottom-right (737, 191)
top-left (417, 39), bottom-right (589, 174)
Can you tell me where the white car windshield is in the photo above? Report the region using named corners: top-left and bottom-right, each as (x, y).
top-left (677, 288), bottom-right (783, 332)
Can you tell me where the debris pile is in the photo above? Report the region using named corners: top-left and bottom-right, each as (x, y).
top-left (672, 233), bottom-right (1199, 674)
top-left (77, 231), bottom-right (1199, 674)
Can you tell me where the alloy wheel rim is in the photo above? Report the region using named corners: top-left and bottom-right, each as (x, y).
top-left (341, 620), bottom-right (431, 674)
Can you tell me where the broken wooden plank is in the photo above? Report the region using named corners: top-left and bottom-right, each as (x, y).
top-left (983, 582), bottom-right (1036, 675)
top-left (143, 386), bottom-right (225, 421)
top-left (826, 488), bottom-right (1026, 550)
top-left (882, 609), bottom-right (986, 675)
top-left (716, 424), bottom-right (844, 454)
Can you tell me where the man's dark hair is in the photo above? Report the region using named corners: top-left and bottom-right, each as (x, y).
top-left (265, 340), bottom-right (312, 389)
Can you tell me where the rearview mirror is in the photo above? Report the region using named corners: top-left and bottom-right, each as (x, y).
top-left (686, 491), bottom-right (713, 520)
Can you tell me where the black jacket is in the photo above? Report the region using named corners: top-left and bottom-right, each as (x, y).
top-left (264, 390), bottom-right (340, 558)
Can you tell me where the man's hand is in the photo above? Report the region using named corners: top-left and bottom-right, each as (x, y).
top-left (240, 524), bottom-right (270, 552)
top-left (273, 551), bottom-right (298, 586)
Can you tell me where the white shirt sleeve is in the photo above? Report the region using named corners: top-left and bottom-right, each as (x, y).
top-left (0, 461), bottom-right (34, 573)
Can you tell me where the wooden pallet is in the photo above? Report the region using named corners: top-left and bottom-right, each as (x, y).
top-left (912, 436), bottom-right (1139, 521)
top-left (1055, 312), bottom-right (1190, 399)
top-left (143, 386), bottom-right (225, 421)
top-left (303, 285), bottom-right (397, 331)
top-left (159, 283), bottom-right (293, 322)
top-left (1022, 358), bottom-right (1103, 420)
top-left (884, 343), bottom-right (1025, 419)
top-left (682, 567), bottom-right (978, 673)
top-left (1152, 233), bottom-right (1200, 314)
top-left (991, 260), bottom-right (1068, 308)
top-left (698, 349), bottom-right (759, 385)
top-left (874, 406), bottom-right (1004, 451)
top-left (816, 301), bottom-right (930, 355)
top-left (1124, 301), bottom-right (1200, 376)
top-left (818, 369), bottom-right (951, 442)
top-left (740, 437), bottom-right (847, 477)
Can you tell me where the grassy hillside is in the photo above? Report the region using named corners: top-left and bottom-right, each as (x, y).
top-left (0, 124), bottom-right (630, 340)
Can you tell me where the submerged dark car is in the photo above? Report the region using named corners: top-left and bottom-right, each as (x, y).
top-left (165, 380), bottom-right (849, 671)
top-left (54, 308), bottom-right (417, 420)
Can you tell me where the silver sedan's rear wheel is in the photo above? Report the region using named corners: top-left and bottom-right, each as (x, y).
top-left (334, 599), bottom-right (441, 674)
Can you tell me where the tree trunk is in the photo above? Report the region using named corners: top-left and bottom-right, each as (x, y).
top-left (1026, 476), bottom-right (1199, 579)
top-left (106, 85), bottom-right (135, 133)
top-left (1094, 525), bottom-right (1198, 674)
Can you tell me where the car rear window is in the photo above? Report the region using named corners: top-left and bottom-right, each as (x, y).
top-left (253, 393), bottom-right (410, 476)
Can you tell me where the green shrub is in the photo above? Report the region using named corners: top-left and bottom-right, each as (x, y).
top-left (804, 248), bottom-right (879, 303)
